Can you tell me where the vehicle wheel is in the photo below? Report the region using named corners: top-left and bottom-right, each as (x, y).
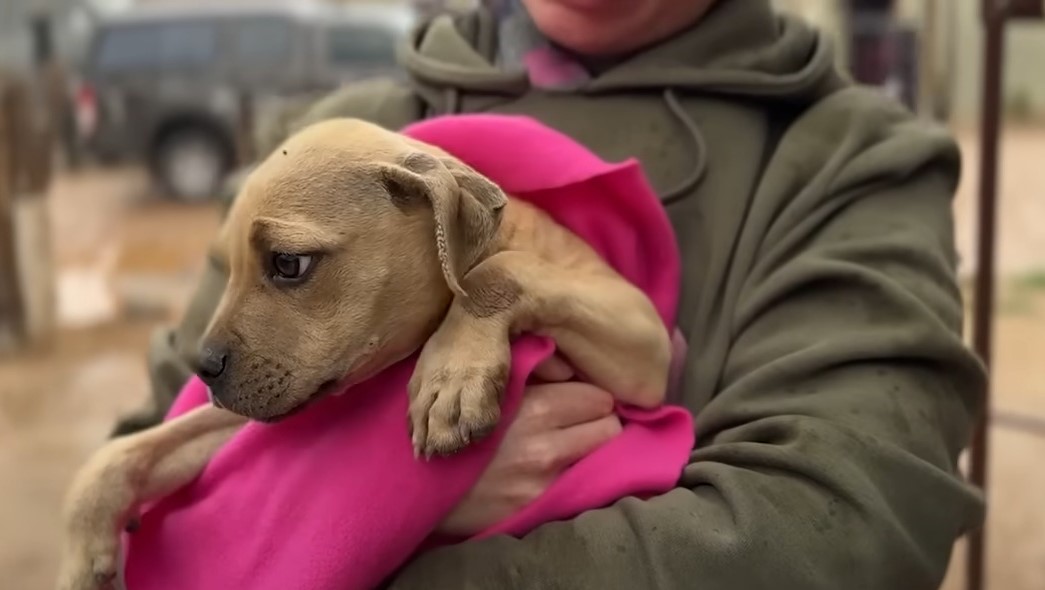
top-left (154, 128), bottom-right (229, 202)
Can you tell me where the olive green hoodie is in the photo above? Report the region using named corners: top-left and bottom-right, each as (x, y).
top-left (126, 1), bottom-right (986, 588)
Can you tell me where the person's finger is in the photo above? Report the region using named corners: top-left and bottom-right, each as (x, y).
top-left (517, 382), bottom-right (615, 429)
top-left (544, 414), bottom-right (623, 470)
top-left (531, 354), bottom-right (575, 383)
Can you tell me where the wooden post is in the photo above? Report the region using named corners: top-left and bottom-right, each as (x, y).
top-left (0, 80), bottom-right (26, 353)
top-left (0, 73), bottom-right (57, 354)
top-left (17, 74), bottom-right (57, 346)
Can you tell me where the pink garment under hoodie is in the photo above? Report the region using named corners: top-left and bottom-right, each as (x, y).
top-left (122, 114), bottom-right (695, 590)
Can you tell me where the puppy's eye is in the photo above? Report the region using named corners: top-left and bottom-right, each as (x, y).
top-left (269, 252), bottom-right (315, 284)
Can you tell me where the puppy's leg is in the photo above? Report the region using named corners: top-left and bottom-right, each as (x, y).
top-left (409, 297), bottom-right (512, 457)
top-left (409, 250), bottom-right (671, 457)
top-left (57, 405), bottom-right (246, 590)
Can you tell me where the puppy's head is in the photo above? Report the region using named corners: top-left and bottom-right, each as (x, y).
top-left (196, 118), bottom-right (507, 420)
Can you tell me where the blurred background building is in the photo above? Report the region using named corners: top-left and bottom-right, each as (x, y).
top-left (776, 0), bottom-right (1045, 125)
top-left (5, 1), bottom-right (1043, 128)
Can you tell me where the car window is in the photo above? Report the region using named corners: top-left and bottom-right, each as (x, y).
top-left (233, 18), bottom-right (293, 67)
top-left (94, 21), bottom-right (218, 72)
top-left (325, 25), bottom-right (397, 67)
top-left (160, 22), bottom-right (217, 67)
top-left (94, 26), bottom-right (157, 71)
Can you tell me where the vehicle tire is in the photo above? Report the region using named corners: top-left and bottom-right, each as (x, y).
top-left (153, 128), bottom-right (230, 202)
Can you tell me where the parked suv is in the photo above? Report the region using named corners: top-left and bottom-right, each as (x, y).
top-left (73, 2), bottom-right (415, 200)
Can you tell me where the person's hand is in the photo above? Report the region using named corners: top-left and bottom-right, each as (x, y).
top-left (437, 355), bottom-right (622, 537)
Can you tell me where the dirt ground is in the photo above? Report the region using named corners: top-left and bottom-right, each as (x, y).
top-left (2, 126), bottom-right (1044, 590)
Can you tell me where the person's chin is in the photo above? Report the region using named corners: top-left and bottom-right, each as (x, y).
top-left (529, 9), bottom-right (631, 54)
top-left (550, 0), bottom-right (629, 13)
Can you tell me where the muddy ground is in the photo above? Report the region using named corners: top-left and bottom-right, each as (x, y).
top-left (1, 127), bottom-right (1043, 590)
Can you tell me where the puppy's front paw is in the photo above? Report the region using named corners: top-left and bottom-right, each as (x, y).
top-left (59, 450), bottom-right (135, 590)
top-left (409, 345), bottom-right (510, 458)
top-left (57, 534), bottom-right (120, 590)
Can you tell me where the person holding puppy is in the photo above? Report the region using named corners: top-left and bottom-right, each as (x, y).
top-left (120, 0), bottom-right (985, 588)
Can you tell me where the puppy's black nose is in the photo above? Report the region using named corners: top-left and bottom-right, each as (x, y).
top-left (196, 345), bottom-right (229, 385)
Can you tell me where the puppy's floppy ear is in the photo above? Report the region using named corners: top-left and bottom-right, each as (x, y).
top-left (379, 151), bottom-right (507, 297)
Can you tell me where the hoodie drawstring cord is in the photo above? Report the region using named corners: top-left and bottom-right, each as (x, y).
top-left (444, 88), bottom-right (462, 115)
top-left (660, 89), bottom-right (708, 204)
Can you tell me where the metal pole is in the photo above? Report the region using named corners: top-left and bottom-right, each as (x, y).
top-left (967, 1), bottom-right (1008, 589)
top-left (917, 0), bottom-right (940, 119)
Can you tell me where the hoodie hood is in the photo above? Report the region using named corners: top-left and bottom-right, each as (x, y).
top-left (398, 0), bottom-right (845, 105)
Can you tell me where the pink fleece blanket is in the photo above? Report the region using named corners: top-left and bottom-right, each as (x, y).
top-left (122, 114), bottom-right (694, 590)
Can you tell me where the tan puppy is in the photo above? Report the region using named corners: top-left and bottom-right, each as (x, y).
top-left (57, 119), bottom-right (673, 590)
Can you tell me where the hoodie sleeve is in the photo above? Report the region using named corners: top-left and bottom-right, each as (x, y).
top-left (386, 91), bottom-right (986, 590)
